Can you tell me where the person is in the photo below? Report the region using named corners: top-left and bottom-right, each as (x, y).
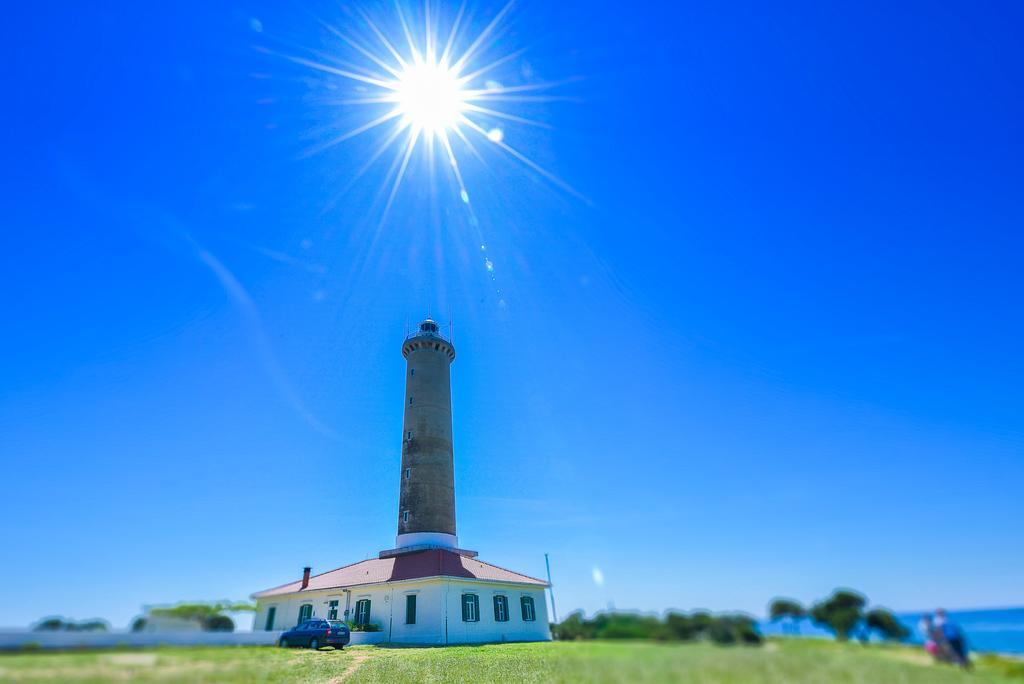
top-left (919, 615), bottom-right (952, 663)
top-left (919, 616), bottom-right (938, 659)
top-left (934, 609), bottom-right (971, 670)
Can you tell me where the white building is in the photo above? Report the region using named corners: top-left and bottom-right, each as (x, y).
top-left (251, 319), bottom-right (551, 645)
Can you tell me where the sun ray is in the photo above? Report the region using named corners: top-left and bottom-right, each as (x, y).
top-left (464, 78), bottom-right (583, 97)
top-left (439, 129), bottom-right (469, 201)
top-left (381, 126), bottom-right (423, 223)
top-left (301, 109), bottom-right (404, 157)
top-left (424, 0), bottom-right (435, 64)
top-left (394, 1), bottom-right (422, 63)
top-left (281, 52), bottom-right (395, 89)
top-left (456, 48), bottom-right (527, 85)
top-left (461, 103), bottom-right (551, 128)
top-left (358, 8), bottom-right (409, 70)
top-left (460, 115), bottom-right (586, 201)
top-left (439, 1), bottom-right (467, 66)
top-left (450, 0), bottom-right (515, 73)
top-left (319, 21), bottom-right (404, 79)
top-left (279, 0), bottom-right (581, 225)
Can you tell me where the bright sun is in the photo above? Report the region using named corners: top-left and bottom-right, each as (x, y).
top-left (280, 1), bottom-right (581, 220)
top-left (394, 61), bottom-right (467, 134)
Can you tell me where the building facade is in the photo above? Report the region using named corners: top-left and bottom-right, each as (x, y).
top-left (251, 319), bottom-right (551, 645)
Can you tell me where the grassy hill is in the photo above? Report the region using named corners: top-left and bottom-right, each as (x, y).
top-left (1, 639), bottom-right (1021, 682)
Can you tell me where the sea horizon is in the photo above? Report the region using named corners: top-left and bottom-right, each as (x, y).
top-left (760, 606), bottom-right (1024, 655)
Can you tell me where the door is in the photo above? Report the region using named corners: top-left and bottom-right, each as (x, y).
top-left (297, 604), bottom-right (313, 625)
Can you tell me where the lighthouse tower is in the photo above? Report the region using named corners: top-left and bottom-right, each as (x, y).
top-left (251, 317), bottom-right (551, 644)
top-left (394, 318), bottom-right (461, 551)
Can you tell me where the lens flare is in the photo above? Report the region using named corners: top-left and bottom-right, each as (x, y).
top-left (273, 1), bottom-right (582, 222)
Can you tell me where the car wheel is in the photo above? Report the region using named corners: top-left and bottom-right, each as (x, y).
top-left (309, 637), bottom-right (320, 650)
top-left (279, 637), bottom-right (288, 648)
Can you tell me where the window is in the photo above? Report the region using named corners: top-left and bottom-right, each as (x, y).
top-left (520, 596), bottom-right (536, 622)
top-left (265, 606), bottom-right (276, 631)
top-left (461, 594), bottom-right (479, 622)
top-left (411, 368), bottom-right (415, 376)
top-left (406, 594), bottom-right (417, 624)
top-left (355, 599), bottom-right (371, 626)
top-left (327, 600), bottom-right (339, 620)
top-left (493, 595), bottom-right (509, 622)
top-left (407, 431), bottom-right (412, 440)
top-left (405, 468), bottom-right (411, 480)
top-left (297, 604), bottom-right (313, 625)
top-left (402, 510), bottom-right (410, 523)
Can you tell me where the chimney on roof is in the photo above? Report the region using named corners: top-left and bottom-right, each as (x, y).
top-left (301, 566), bottom-right (311, 589)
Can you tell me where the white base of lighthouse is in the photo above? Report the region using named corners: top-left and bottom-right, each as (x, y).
top-left (396, 532), bottom-right (458, 549)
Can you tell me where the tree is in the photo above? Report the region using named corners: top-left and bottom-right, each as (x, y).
top-left (865, 608), bottom-right (910, 642)
top-left (148, 602), bottom-right (253, 632)
top-left (809, 589), bottom-right (866, 641)
top-left (33, 617), bottom-right (109, 632)
top-left (768, 599), bottom-right (806, 635)
top-left (204, 615), bottom-right (235, 632)
top-left (552, 611), bottom-right (593, 640)
top-left (33, 617), bottom-right (66, 632)
top-left (552, 610), bottom-right (762, 645)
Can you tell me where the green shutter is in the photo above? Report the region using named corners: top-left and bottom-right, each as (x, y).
top-left (406, 595), bottom-right (416, 624)
top-left (521, 596), bottom-right (534, 621)
top-left (298, 604), bottom-right (312, 625)
top-left (360, 600), bottom-right (371, 625)
top-left (462, 594), bottom-right (479, 622)
top-left (265, 606), bottom-right (276, 631)
top-left (494, 595), bottom-right (508, 622)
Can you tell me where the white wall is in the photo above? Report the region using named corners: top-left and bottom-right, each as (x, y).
top-left (0, 631), bottom-right (281, 650)
top-left (254, 577), bottom-right (550, 645)
top-left (0, 630), bottom-right (386, 651)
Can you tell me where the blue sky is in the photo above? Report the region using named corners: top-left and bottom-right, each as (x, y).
top-left (2, 0), bottom-right (1022, 629)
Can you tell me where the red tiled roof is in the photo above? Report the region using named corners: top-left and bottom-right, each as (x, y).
top-left (252, 549), bottom-right (548, 598)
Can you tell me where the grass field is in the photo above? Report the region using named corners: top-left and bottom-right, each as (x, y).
top-left (1, 639), bottom-right (1022, 683)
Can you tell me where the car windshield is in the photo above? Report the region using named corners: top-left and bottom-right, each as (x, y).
top-left (328, 621), bottom-right (347, 628)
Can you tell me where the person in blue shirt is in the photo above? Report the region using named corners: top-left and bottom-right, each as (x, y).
top-left (933, 609), bottom-right (971, 670)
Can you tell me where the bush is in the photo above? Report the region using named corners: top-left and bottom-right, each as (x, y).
top-left (347, 622), bottom-right (382, 632)
top-left (32, 617), bottom-right (110, 632)
top-left (553, 610), bottom-right (761, 646)
top-left (204, 615), bottom-right (234, 632)
top-left (864, 608), bottom-right (909, 642)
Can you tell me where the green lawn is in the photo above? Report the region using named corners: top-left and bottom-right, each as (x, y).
top-left (1, 639), bottom-right (1021, 683)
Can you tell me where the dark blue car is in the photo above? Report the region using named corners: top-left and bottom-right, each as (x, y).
top-left (278, 619), bottom-right (350, 649)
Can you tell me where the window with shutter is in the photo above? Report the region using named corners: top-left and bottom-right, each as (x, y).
top-left (494, 595), bottom-right (509, 622)
top-left (461, 594), bottom-right (479, 622)
top-left (521, 596), bottom-right (535, 622)
top-left (298, 604), bottom-right (313, 625)
top-left (406, 594), bottom-right (416, 624)
top-left (355, 599), bottom-right (371, 626)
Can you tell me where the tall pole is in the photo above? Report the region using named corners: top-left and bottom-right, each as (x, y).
top-left (545, 553), bottom-right (558, 624)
